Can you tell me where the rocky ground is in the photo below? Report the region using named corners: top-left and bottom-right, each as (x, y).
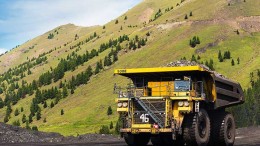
top-left (0, 122), bottom-right (260, 146)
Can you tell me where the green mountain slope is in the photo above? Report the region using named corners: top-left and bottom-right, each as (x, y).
top-left (0, 0), bottom-right (259, 136)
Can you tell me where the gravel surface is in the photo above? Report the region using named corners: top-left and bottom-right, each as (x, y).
top-left (1, 122), bottom-right (260, 146)
top-left (165, 60), bottom-right (210, 71)
top-left (0, 122), bottom-right (120, 144)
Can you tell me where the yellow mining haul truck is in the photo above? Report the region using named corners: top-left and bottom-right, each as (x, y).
top-left (114, 65), bottom-right (244, 146)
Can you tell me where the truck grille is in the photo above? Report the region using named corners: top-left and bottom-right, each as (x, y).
top-left (132, 99), bottom-right (165, 126)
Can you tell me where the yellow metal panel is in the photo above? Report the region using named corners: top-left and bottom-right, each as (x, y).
top-left (178, 106), bottom-right (193, 112)
top-left (120, 128), bottom-right (172, 133)
top-left (170, 97), bottom-right (204, 101)
top-left (148, 81), bottom-right (174, 96)
top-left (114, 66), bottom-right (205, 74)
top-left (139, 97), bottom-right (164, 100)
top-left (170, 96), bottom-right (190, 100)
top-left (115, 98), bottom-right (128, 102)
top-left (132, 124), bottom-right (151, 128)
top-left (117, 108), bottom-right (128, 112)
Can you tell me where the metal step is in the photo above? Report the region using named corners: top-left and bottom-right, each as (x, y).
top-left (135, 97), bottom-right (164, 128)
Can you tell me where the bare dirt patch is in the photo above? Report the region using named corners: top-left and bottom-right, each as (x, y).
top-left (138, 8), bottom-right (154, 23)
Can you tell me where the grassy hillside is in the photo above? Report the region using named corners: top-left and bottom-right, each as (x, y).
top-left (0, 0), bottom-right (259, 136)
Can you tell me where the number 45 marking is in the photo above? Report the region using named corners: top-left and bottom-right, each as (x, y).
top-left (140, 114), bottom-right (149, 123)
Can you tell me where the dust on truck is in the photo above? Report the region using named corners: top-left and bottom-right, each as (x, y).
top-left (114, 65), bottom-right (244, 146)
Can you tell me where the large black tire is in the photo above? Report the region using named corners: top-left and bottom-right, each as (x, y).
top-left (209, 112), bottom-right (235, 146)
top-left (183, 109), bottom-right (210, 146)
top-left (124, 133), bottom-right (150, 146)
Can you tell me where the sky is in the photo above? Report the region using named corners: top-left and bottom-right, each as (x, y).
top-left (0, 0), bottom-right (142, 54)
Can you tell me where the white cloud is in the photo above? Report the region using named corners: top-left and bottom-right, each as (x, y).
top-left (0, 48), bottom-right (8, 54)
top-left (0, 0), bottom-right (141, 50)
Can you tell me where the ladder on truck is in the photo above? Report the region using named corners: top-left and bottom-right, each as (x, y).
top-left (134, 97), bottom-right (164, 128)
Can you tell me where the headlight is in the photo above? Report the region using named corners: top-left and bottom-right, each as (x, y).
top-left (184, 101), bottom-right (189, 107)
top-left (122, 102), bottom-right (128, 107)
top-left (117, 102), bottom-right (123, 108)
top-left (178, 101), bottom-right (184, 107)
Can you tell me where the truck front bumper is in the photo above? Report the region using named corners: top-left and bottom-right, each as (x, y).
top-left (120, 128), bottom-right (172, 134)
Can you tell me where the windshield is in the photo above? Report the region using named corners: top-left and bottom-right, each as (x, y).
top-left (174, 81), bottom-right (190, 91)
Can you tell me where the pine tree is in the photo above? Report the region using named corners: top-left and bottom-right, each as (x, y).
top-left (237, 57), bottom-right (240, 64)
top-left (4, 116), bottom-right (9, 123)
top-left (21, 107), bottom-right (24, 112)
top-left (14, 108), bottom-right (19, 116)
top-left (6, 103), bottom-right (12, 116)
top-left (26, 120), bottom-right (30, 129)
top-left (115, 20), bottom-right (119, 24)
top-left (62, 86), bottom-right (68, 98)
top-left (95, 62), bottom-right (100, 74)
top-left (190, 11), bottom-right (193, 16)
top-left (115, 117), bottom-right (122, 135)
top-left (107, 106), bottom-right (112, 115)
top-left (191, 55), bottom-right (196, 62)
top-left (110, 121), bottom-right (113, 129)
top-left (185, 14), bottom-right (188, 19)
top-left (0, 98), bottom-right (4, 108)
top-left (124, 16), bottom-right (128, 20)
top-left (103, 26), bottom-right (106, 29)
top-left (36, 108), bottom-right (41, 120)
top-left (218, 50), bottom-right (223, 62)
top-left (113, 53), bottom-right (118, 63)
top-left (197, 55), bottom-right (201, 60)
top-left (196, 36), bottom-right (200, 44)
top-left (43, 118), bottom-right (47, 123)
top-left (71, 88), bottom-right (74, 94)
top-left (59, 81), bottom-right (63, 88)
top-left (29, 114), bottom-right (33, 123)
top-left (43, 101), bottom-right (48, 108)
top-left (61, 109), bottom-right (64, 115)
top-left (0, 88), bottom-right (3, 95)
top-left (50, 101), bottom-right (54, 108)
top-left (22, 114), bottom-right (26, 123)
top-left (231, 59), bottom-right (235, 66)
top-left (209, 59), bottom-right (214, 70)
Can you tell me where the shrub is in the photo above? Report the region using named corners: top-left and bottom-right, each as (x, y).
top-left (32, 126), bottom-right (38, 131)
top-left (99, 125), bottom-right (109, 134)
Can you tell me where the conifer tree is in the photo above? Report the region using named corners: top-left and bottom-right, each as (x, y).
top-left (61, 109), bottom-right (64, 115)
top-left (29, 114), bottom-right (33, 123)
top-left (43, 101), bottom-right (48, 108)
top-left (107, 106), bottom-right (112, 115)
top-left (26, 120), bottom-right (30, 129)
top-left (22, 114), bottom-right (26, 123)
top-left (110, 121), bottom-right (113, 129)
top-left (36, 108), bottom-right (41, 120)
top-left (14, 108), bottom-right (19, 116)
top-left (231, 59), bottom-right (235, 66)
top-left (62, 86), bottom-right (68, 98)
top-left (185, 14), bottom-right (188, 19)
top-left (0, 98), bottom-right (4, 108)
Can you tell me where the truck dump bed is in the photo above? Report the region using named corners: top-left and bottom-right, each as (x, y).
top-left (115, 64), bottom-right (244, 109)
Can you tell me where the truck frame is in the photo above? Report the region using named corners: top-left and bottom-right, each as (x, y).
top-left (114, 65), bottom-right (244, 146)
